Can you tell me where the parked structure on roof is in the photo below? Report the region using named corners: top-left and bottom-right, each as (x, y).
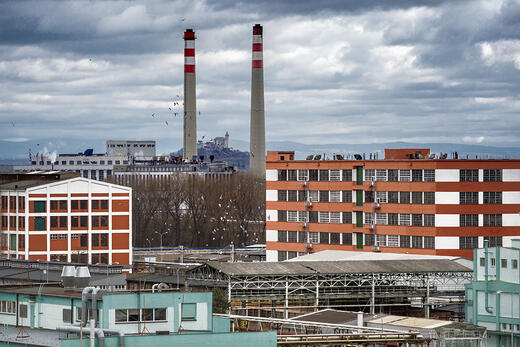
top-left (0, 173), bottom-right (132, 267)
top-left (265, 148), bottom-right (520, 261)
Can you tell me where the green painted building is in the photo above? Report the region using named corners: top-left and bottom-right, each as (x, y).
top-left (466, 239), bottom-right (520, 347)
top-left (0, 286), bottom-right (276, 346)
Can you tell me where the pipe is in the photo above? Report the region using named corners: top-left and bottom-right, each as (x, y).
top-left (92, 288), bottom-right (100, 327)
top-left (81, 287), bottom-right (94, 327)
top-left (484, 240), bottom-right (493, 313)
top-left (152, 283), bottom-right (169, 293)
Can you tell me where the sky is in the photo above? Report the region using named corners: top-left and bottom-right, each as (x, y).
top-left (1, 0), bottom-right (520, 156)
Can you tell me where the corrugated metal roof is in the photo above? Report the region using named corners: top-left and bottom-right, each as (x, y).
top-left (286, 250), bottom-right (458, 262)
top-left (202, 259), bottom-right (471, 276)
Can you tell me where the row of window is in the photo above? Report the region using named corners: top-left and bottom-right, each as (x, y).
top-left (32, 200), bottom-right (109, 213)
top-left (460, 169), bottom-right (502, 182)
top-left (33, 159), bottom-right (127, 166)
top-left (460, 214), bottom-right (503, 227)
top-left (1, 216), bottom-right (25, 229)
top-left (460, 192), bottom-right (503, 204)
top-left (364, 213), bottom-right (435, 227)
top-left (115, 307), bottom-right (172, 322)
top-left (277, 190), bottom-right (436, 204)
top-left (479, 256), bottom-right (518, 269)
top-left (31, 215), bottom-right (110, 231)
top-left (0, 196), bottom-right (25, 210)
top-left (0, 301), bottom-right (15, 314)
top-left (460, 236), bottom-right (503, 249)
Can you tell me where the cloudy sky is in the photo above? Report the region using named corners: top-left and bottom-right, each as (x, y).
top-left (1, 0), bottom-right (519, 156)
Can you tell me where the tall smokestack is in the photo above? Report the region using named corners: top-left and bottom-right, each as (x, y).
top-left (183, 29), bottom-right (197, 162)
top-left (249, 24), bottom-right (266, 178)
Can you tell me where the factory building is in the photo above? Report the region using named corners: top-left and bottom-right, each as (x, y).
top-left (0, 173), bottom-right (132, 266)
top-left (466, 239), bottom-right (520, 346)
top-left (265, 148), bottom-right (520, 261)
top-left (14, 140), bottom-right (156, 180)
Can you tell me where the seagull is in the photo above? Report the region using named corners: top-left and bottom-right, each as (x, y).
top-left (174, 113), bottom-right (178, 116)
top-left (181, 18), bottom-right (185, 21)
top-left (11, 122), bottom-right (15, 127)
top-left (151, 113), bottom-right (155, 117)
top-left (169, 107), bottom-right (172, 111)
top-left (165, 121), bottom-right (169, 126)
top-left (198, 111), bottom-right (201, 115)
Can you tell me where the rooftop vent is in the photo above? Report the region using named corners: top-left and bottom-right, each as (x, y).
top-left (61, 266), bottom-right (76, 290)
top-left (75, 266), bottom-right (91, 288)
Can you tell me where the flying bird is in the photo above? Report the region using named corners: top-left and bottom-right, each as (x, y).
top-left (169, 107), bottom-right (172, 111)
top-left (11, 122), bottom-right (15, 127)
top-left (165, 121), bottom-right (169, 126)
top-left (151, 113), bottom-right (155, 117)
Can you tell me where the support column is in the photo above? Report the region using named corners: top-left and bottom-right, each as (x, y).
top-left (371, 274), bottom-right (375, 314)
top-left (285, 281), bottom-right (289, 319)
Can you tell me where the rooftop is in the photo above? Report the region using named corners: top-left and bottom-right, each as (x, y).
top-left (0, 172), bottom-right (80, 189)
top-left (197, 259), bottom-right (471, 276)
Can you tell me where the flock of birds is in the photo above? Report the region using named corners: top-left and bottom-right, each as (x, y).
top-left (151, 93), bottom-right (203, 128)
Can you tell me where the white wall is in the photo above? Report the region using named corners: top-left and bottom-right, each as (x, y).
top-left (435, 237), bottom-right (459, 249)
top-left (503, 214), bottom-right (520, 227)
top-left (435, 169), bottom-right (459, 182)
top-left (266, 250), bottom-right (278, 262)
top-left (503, 192), bottom-right (520, 204)
top-left (504, 169), bottom-right (520, 182)
top-left (180, 303), bottom-right (208, 331)
top-left (435, 214), bottom-right (459, 227)
top-left (266, 209), bottom-right (278, 222)
top-left (266, 190), bottom-right (277, 201)
top-left (266, 169), bottom-right (278, 181)
top-left (435, 192), bottom-right (459, 204)
top-left (265, 230), bottom-right (278, 242)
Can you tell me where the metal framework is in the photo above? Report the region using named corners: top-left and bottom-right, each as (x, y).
top-left (187, 263), bottom-right (472, 318)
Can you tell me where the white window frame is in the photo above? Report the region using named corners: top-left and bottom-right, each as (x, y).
top-left (376, 213), bottom-right (387, 225)
top-left (376, 191), bottom-right (387, 203)
top-left (287, 211), bottom-right (298, 222)
top-left (329, 191), bottom-right (341, 202)
top-left (330, 212), bottom-right (341, 224)
top-left (365, 169), bottom-right (375, 182)
top-left (309, 191), bottom-right (319, 202)
top-left (375, 169), bottom-right (387, 181)
top-left (399, 213), bottom-right (411, 226)
top-left (309, 232), bottom-right (319, 244)
top-left (319, 212), bottom-right (330, 223)
top-left (387, 235), bottom-right (399, 247)
top-left (297, 169), bottom-right (309, 181)
top-left (399, 170), bottom-right (411, 182)
top-left (376, 234), bottom-right (386, 246)
top-left (364, 212), bottom-right (375, 225)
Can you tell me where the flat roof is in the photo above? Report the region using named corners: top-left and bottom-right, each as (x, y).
top-left (199, 259), bottom-right (471, 276)
top-left (286, 250), bottom-right (458, 262)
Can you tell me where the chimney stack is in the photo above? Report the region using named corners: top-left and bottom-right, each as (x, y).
top-left (249, 24), bottom-right (266, 178)
top-left (183, 29), bottom-right (197, 162)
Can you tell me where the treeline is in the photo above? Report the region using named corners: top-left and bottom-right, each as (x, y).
top-left (108, 174), bottom-right (265, 248)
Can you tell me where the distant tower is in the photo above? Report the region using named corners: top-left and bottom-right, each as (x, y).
top-left (249, 24), bottom-right (266, 178)
top-left (183, 29), bottom-right (197, 162)
top-left (224, 131), bottom-right (229, 148)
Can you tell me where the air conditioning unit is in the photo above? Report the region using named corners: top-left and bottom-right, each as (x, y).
top-left (372, 246), bottom-right (381, 252)
top-left (302, 222), bottom-right (308, 229)
top-left (373, 202), bottom-right (381, 209)
top-left (369, 180), bottom-right (375, 187)
top-left (305, 200), bottom-right (312, 207)
top-left (301, 180), bottom-right (308, 187)
top-left (369, 223), bottom-right (375, 231)
top-left (305, 243), bottom-right (313, 250)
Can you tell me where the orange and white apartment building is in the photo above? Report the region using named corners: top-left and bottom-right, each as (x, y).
top-left (0, 173), bottom-right (132, 266)
top-left (266, 149), bottom-right (520, 261)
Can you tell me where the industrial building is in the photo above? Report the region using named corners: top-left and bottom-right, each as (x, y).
top-left (186, 257), bottom-right (472, 319)
top-left (0, 172), bottom-right (132, 266)
top-left (466, 239), bottom-right (520, 346)
top-left (14, 140), bottom-right (156, 180)
top-left (265, 148), bottom-right (520, 261)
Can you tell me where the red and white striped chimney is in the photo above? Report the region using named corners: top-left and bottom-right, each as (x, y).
top-left (249, 24), bottom-right (265, 178)
top-left (183, 29), bottom-right (197, 162)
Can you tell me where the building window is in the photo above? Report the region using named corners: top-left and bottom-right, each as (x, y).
top-left (412, 214), bottom-right (423, 226)
top-left (182, 303), bottom-right (197, 320)
top-left (309, 170), bottom-right (318, 181)
top-left (365, 191), bottom-right (374, 203)
top-left (297, 170), bottom-right (309, 181)
top-left (308, 232), bottom-right (319, 244)
top-left (330, 233), bottom-right (340, 244)
top-left (80, 200), bottom-right (87, 209)
top-left (460, 192), bottom-right (478, 204)
top-left (51, 216), bottom-right (58, 228)
top-left (460, 214), bottom-right (479, 227)
top-left (400, 235), bottom-right (410, 248)
top-left (423, 214), bottom-right (435, 227)
top-left (376, 213), bottom-right (387, 225)
top-left (483, 169), bottom-right (502, 182)
top-left (80, 216), bottom-right (88, 227)
top-left (375, 234), bottom-right (386, 246)
top-left (375, 169), bottom-right (387, 181)
top-left (329, 170), bottom-right (341, 181)
top-left (423, 170), bottom-right (435, 182)
top-left (480, 257), bottom-right (485, 266)
top-left (342, 233), bottom-right (352, 245)
top-left (483, 192), bottom-right (502, 204)
top-left (51, 200), bottom-right (58, 211)
top-left (51, 234), bottom-right (58, 240)
top-left (278, 190), bottom-right (287, 201)
top-left (364, 212), bottom-right (374, 225)
top-left (388, 213), bottom-right (399, 226)
top-left (412, 192), bottom-right (423, 204)
top-left (484, 236), bottom-right (502, 247)
top-left (116, 308), bottom-right (167, 323)
top-left (460, 169), bottom-right (478, 182)
top-left (329, 191), bottom-right (341, 202)
top-left (33, 201), bottom-right (46, 213)
top-left (460, 237), bottom-right (478, 249)
top-left (34, 217), bottom-right (46, 231)
top-left (80, 234), bottom-right (88, 247)
top-left (309, 191), bottom-right (319, 202)
top-left (501, 259), bottom-right (508, 268)
top-left (424, 237), bottom-right (435, 249)
top-left (388, 191), bottom-right (399, 203)
top-left (399, 214), bottom-right (411, 226)
top-left (287, 190), bottom-right (297, 202)
top-left (412, 236), bottom-right (422, 249)
top-left (342, 191), bottom-right (352, 203)
top-left (399, 170), bottom-right (411, 182)
top-left (319, 170), bottom-right (329, 181)
top-left (388, 169), bottom-right (398, 182)
top-left (0, 301), bottom-right (16, 314)
top-left (342, 212), bottom-right (352, 224)
top-left (412, 170), bottom-right (422, 182)
top-left (399, 192), bottom-right (410, 204)
top-left (319, 232), bottom-right (330, 244)
top-left (318, 212), bottom-right (330, 223)
top-left (376, 191), bottom-right (387, 203)
top-left (287, 231), bottom-right (297, 243)
top-left (308, 211), bottom-right (318, 223)
top-left (365, 234), bottom-right (374, 246)
top-left (513, 259), bottom-right (518, 269)
top-left (364, 169), bottom-right (375, 182)
top-left (287, 170), bottom-right (297, 181)
top-left (342, 169), bottom-right (352, 181)
top-left (483, 214), bottom-right (502, 226)
top-left (278, 170), bottom-right (287, 181)
top-left (319, 191), bottom-right (329, 202)
top-left (387, 235), bottom-right (399, 247)
top-left (72, 234), bottom-right (78, 240)
top-left (423, 192), bottom-right (435, 204)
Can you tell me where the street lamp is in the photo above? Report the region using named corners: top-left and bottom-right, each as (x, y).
top-left (155, 231), bottom-right (168, 262)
